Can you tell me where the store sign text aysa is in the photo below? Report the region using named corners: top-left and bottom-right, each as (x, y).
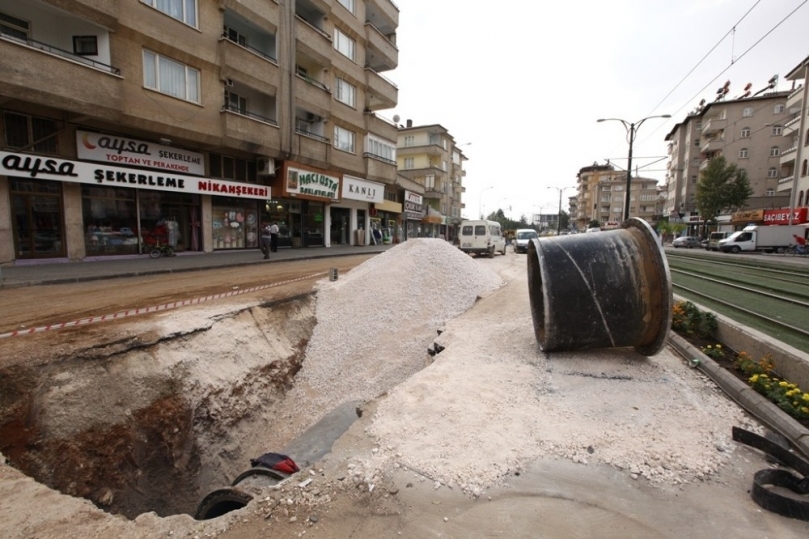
top-left (76, 131), bottom-right (205, 176)
top-left (0, 151), bottom-right (268, 200)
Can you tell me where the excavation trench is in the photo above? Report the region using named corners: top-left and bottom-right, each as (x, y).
top-left (0, 294), bottom-right (319, 520)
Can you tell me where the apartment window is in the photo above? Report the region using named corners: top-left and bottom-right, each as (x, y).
top-left (3, 112), bottom-right (58, 153)
top-left (692, 157), bottom-right (700, 166)
top-left (141, 0), bottom-right (198, 27)
top-left (742, 107), bottom-right (753, 118)
top-left (337, 0), bottom-right (355, 14)
top-left (209, 153), bottom-right (257, 183)
top-left (143, 50), bottom-right (200, 103)
top-left (224, 91), bottom-right (246, 114)
top-left (690, 175), bottom-right (697, 184)
top-left (695, 121), bottom-right (702, 130)
top-left (442, 160), bottom-right (447, 172)
top-left (335, 78), bottom-right (356, 107)
top-left (72, 36), bottom-right (98, 56)
top-left (769, 146), bottom-right (780, 157)
top-left (224, 25), bottom-right (247, 46)
top-left (334, 29), bottom-right (355, 61)
top-left (404, 157), bottom-right (414, 170)
top-left (741, 127), bottom-right (751, 138)
top-left (765, 188), bottom-right (775, 197)
top-left (365, 135), bottom-right (395, 162)
top-left (767, 167), bottom-right (778, 178)
top-left (694, 138), bottom-right (700, 147)
top-left (774, 104), bottom-right (785, 114)
top-left (334, 125), bottom-right (355, 153)
top-left (424, 175), bottom-right (435, 189)
top-left (0, 11), bottom-right (30, 40)
top-left (404, 135), bottom-right (414, 147)
top-left (772, 125), bottom-right (782, 136)
top-left (739, 148), bottom-right (749, 158)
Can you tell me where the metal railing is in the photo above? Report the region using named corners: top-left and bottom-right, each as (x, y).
top-left (296, 72), bottom-right (330, 93)
top-left (221, 103), bottom-right (279, 126)
top-left (295, 128), bottom-right (329, 143)
top-left (221, 33), bottom-right (277, 63)
top-left (1, 33), bottom-right (120, 75)
top-left (362, 152), bottom-right (396, 165)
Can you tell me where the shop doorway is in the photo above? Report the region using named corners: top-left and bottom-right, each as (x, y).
top-left (10, 178), bottom-right (65, 259)
top-left (330, 207), bottom-right (350, 245)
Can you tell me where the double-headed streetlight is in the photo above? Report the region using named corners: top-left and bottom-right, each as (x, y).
top-left (597, 115), bottom-right (670, 221)
top-left (547, 186), bottom-right (574, 234)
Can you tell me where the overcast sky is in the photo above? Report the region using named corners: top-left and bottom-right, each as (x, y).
top-left (386, 0), bottom-right (809, 221)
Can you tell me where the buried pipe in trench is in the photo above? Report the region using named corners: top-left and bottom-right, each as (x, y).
top-left (527, 217), bottom-right (672, 356)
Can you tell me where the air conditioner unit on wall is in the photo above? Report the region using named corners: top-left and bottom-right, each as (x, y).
top-left (256, 157), bottom-right (275, 176)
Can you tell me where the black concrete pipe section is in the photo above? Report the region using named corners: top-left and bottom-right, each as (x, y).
top-left (527, 218), bottom-right (672, 356)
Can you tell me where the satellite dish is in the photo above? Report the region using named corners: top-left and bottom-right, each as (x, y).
top-left (392, 114), bottom-right (400, 123)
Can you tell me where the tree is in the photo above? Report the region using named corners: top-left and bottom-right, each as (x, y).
top-left (559, 210), bottom-right (570, 231)
top-left (696, 156), bottom-right (753, 236)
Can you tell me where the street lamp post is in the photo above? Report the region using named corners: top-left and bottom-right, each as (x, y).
top-left (479, 185), bottom-right (493, 219)
top-left (547, 186), bottom-right (574, 234)
top-left (597, 115), bottom-right (670, 221)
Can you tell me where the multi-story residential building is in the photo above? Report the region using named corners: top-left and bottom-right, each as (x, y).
top-left (0, 0), bottom-right (399, 264)
top-left (778, 56), bottom-right (809, 217)
top-left (664, 88), bottom-right (793, 231)
top-left (573, 163), bottom-right (658, 230)
top-left (396, 121), bottom-right (467, 241)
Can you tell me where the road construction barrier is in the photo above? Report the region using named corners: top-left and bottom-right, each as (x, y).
top-left (527, 217), bottom-right (671, 356)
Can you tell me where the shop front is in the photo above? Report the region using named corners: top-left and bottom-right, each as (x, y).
top-left (403, 190), bottom-right (424, 241)
top-left (0, 150), bottom-right (268, 261)
top-left (336, 175), bottom-right (384, 245)
top-left (264, 162), bottom-right (339, 248)
top-left (371, 198), bottom-right (403, 245)
top-left (730, 209), bottom-right (764, 230)
top-left (421, 206), bottom-right (443, 238)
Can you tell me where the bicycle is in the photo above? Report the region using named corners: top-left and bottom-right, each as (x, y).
top-left (783, 243), bottom-right (807, 257)
top-left (149, 240), bottom-right (176, 258)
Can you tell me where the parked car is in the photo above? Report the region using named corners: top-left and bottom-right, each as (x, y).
top-left (700, 239), bottom-right (709, 250)
top-left (672, 236), bottom-right (701, 248)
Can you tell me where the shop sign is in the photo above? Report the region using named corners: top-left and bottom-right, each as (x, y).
top-left (0, 151), bottom-right (269, 200)
top-left (286, 166), bottom-right (339, 201)
top-left (403, 190), bottom-right (423, 220)
top-left (76, 131), bottom-right (204, 176)
top-left (762, 207), bottom-right (808, 225)
top-left (731, 209), bottom-right (764, 223)
top-left (342, 175), bottom-right (383, 203)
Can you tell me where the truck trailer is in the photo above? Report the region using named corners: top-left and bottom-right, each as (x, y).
top-left (718, 224), bottom-right (806, 253)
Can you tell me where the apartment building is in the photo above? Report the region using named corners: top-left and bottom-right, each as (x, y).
top-left (0, 0), bottom-right (399, 263)
top-left (664, 89), bottom-right (794, 229)
top-left (573, 163), bottom-right (658, 230)
top-left (396, 121), bottom-right (467, 242)
top-left (779, 56), bottom-right (809, 215)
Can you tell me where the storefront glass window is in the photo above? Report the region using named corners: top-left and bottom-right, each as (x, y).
top-left (139, 191), bottom-right (200, 252)
top-left (303, 202), bottom-right (325, 246)
top-left (10, 178), bottom-right (64, 258)
top-left (213, 198), bottom-right (259, 250)
top-left (82, 186), bottom-right (138, 256)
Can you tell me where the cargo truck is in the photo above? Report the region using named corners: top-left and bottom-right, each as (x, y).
top-left (718, 224), bottom-right (806, 253)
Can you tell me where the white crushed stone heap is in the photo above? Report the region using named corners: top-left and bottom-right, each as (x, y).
top-left (280, 239), bottom-right (503, 432)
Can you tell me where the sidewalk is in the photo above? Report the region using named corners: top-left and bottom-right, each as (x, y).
top-left (0, 244), bottom-right (394, 289)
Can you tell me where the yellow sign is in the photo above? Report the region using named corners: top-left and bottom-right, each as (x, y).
top-left (731, 209), bottom-right (763, 223)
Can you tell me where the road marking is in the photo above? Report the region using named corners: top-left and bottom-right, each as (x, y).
top-left (0, 272), bottom-right (327, 339)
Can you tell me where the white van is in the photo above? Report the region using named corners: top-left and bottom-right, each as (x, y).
top-left (459, 220), bottom-right (507, 257)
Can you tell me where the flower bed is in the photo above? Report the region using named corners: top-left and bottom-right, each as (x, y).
top-left (671, 300), bottom-right (809, 428)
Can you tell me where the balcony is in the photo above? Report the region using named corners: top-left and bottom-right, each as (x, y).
top-left (221, 107), bottom-right (280, 154)
top-left (365, 22), bottom-right (398, 72)
top-left (219, 37), bottom-right (279, 92)
top-left (786, 85), bottom-right (804, 110)
top-left (365, 112), bottom-right (397, 140)
top-left (365, 67), bottom-right (397, 111)
top-left (364, 153), bottom-right (396, 183)
top-left (783, 115), bottom-right (801, 136)
top-left (295, 16), bottom-right (332, 64)
top-left (780, 146), bottom-right (797, 167)
top-left (294, 73), bottom-right (331, 115)
top-left (700, 137), bottom-right (724, 154)
top-left (701, 116), bottom-right (726, 135)
top-left (365, 0), bottom-right (399, 35)
top-left (0, 31), bottom-right (121, 120)
top-left (397, 143), bottom-right (444, 156)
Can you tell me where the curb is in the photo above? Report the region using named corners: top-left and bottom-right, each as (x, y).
top-left (668, 332), bottom-right (809, 460)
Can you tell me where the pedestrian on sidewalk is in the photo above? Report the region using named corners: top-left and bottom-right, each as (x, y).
top-left (270, 222), bottom-right (280, 252)
top-left (260, 222), bottom-right (272, 259)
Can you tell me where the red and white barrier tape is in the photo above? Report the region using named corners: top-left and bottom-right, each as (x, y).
top-left (0, 272), bottom-right (327, 339)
